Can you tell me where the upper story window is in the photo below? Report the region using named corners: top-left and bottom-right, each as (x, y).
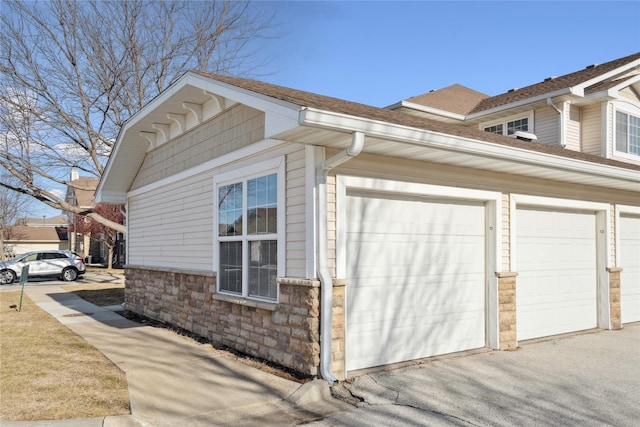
top-left (616, 111), bottom-right (640, 156)
top-left (483, 116), bottom-right (530, 136)
top-left (215, 159), bottom-right (284, 302)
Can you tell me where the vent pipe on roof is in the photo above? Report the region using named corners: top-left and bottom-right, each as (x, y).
top-left (317, 131), bottom-right (365, 384)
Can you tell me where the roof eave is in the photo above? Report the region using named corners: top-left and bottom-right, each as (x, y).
top-left (298, 107), bottom-right (639, 192)
top-left (467, 88), bottom-right (575, 120)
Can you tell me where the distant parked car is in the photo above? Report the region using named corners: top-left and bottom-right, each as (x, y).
top-left (0, 250), bottom-right (86, 284)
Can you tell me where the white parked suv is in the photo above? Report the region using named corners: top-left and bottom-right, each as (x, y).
top-left (0, 250), bottom-right (86, 284)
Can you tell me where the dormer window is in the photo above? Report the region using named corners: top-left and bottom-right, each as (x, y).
top-left (482, 115), bottom-right (531, 136)
top-left (616, 111), bottom-right (640, 156)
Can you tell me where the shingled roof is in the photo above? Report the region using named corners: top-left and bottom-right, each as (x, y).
top-left (469, 51), bottom-right (640, 114)
top-left (192, 71), bottom-right (640, 172)
top-left (68, 176), bottom-right (99, 208)
top-left (404, 84), bottom-right (488, 115)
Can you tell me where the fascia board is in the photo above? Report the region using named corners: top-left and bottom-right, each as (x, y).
top-left (398, 101), bottom-right (467, 121)
top-left (605, 75), bottom-right (640, 98)
top-left (299, 107), bottom-right (640, 186)
top-left (94, 190), bottom-right (127, 204)
top-left (573, 59), bottom-right (640, 94)
top-left (466, 88), bottom-right (574, 120)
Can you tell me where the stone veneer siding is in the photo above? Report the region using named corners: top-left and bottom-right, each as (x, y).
top-left (124, 266), bottom-right (321, 376)
top-left (330, 281), bottom-right (347, 381)
top-left (496, 272), bottom-right (518, 350)
top-left (607, 267), bottom-right (622, 330)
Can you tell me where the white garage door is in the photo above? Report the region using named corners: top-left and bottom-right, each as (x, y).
top-left (346, 191), bottom-right (486, 372)
top-left (516, 208), bottom-right (597, 341)
top-left (620, 215), bottom-right (640, 324)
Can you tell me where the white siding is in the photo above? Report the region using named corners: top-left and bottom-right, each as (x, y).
top-left (581, 104), bottom-right (602, 156)
top-left (129, 175), bottom-right (215, 270)
top-left (502, 193), bottom-right (510, 271)
top-left (285, 147), bottom-right (309, 278)
top-left (128, 143), bottom-right (307, 272)
top-left (533, 106), bottom-right (557, 146)
top-left (566, 104), bottom-right (581, 152)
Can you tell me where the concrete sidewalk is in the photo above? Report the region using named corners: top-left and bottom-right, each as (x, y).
top-left (3, 285), bottom-right (352, 427)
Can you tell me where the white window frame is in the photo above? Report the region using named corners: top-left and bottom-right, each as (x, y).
top-left (480, 112), bottom-right (534, 136)
top-left (613, 103), bottom-right (640, 159)
top-left (213, 157), bottom-right (285, 302)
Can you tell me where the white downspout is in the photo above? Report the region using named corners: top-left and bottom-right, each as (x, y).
top-left (317, 131), bottom-right (365, 384)
top-left (547, 98), bottom-right (566, 148)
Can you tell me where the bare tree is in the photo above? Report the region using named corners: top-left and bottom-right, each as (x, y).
top-left (0, 168), bottom-right (33, 260)
top-left (0, 0), bottom-right (275, 235)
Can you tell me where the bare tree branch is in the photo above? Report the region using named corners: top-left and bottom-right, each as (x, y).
top-left (0, 0), bottom-right (275, 236)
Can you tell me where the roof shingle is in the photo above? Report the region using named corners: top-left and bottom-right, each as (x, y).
top-left (192, 70), bottom-right (640, 172)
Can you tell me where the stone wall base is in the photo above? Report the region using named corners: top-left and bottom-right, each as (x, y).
top-left (124, 266), bottom-right (321, 376)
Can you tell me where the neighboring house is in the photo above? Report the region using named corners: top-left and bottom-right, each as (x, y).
top-left (65, 169), bottom-right (103, 263)
top-left (388, 52), bottom-right (640, 164)
top-left (15, 215), bottom-right (68, 228)
top-left (96, 53), bottom-right (640, 382)
top-left (4, 225), bottom-right (69, 255)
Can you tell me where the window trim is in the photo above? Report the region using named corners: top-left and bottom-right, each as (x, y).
top-left (480, 112), bottom-right (534, 136)
top-left (613, 105), bottom-right (640, 158)
top-left (213, 157), bottom-right (285, 303)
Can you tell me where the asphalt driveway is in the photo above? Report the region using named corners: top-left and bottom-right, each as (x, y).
top-left (314, 325), bottom-right (640, 426)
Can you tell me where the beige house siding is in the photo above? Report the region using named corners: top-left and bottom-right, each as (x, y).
top-left (534, 106), bottom-right (558, 146)
top-left (502, 194), bottom-right (511, 271)
top-left (566, 104), bottom-right (581, 152)
top-left (128, 143), bottom-right (305, 272)
top-left (285, 145), bottom-right (310, 278)
top-left (619, 86), bottom-right (640, 103)
top-left (605, 103), bottom-right (615, 158)
top-left (128, 173), bottom-right (215, 270)
top-left (581, 103), bottom-right (603, 156)
top-left (610, 204), bottom-right (616, 267)
top-left (132, 105), bottom-right (265, 190)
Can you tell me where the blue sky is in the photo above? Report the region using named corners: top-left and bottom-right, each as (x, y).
top-left (34, 0), bottom-right (640, 218)
top-left (256, 0), bottom-right (640, 107)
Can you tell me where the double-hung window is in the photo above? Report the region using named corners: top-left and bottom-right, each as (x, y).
top-left (616, 111), bottom-right (640, 156)
top-left (216, 162), bottom-right (282, 302)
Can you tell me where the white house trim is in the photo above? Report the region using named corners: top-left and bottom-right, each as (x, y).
top-left (299, 107), bottom-right (640, 191)
top-left (212, 156), bottom-right (286, 303)
top-left (615, 204), bottom-right (640, 267)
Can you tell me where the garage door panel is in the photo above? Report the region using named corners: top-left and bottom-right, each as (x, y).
top-left (346, 191), bottom-right (486, 371)
top-left (620, 215), bottom-right (640, 323)
top-left (516, 208), bottom-right (597, 341)
top-left (348, 310), bottom-right (485, 368)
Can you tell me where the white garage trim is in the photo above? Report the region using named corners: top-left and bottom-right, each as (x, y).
top-left (615, 205), bottom-right (640, 267)
top-left (616, 205), bottom-right (640, 324)
top-left (336, 176), bottom-right (502, 372)
top-left (510, 195), bottom-right (611, 337)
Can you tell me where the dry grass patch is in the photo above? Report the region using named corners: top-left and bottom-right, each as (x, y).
top-left (62, 284), bottom-right (124, 307)
top-left (0, 291), bottom-right (130, 421)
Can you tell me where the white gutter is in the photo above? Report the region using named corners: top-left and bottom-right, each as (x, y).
top-left (317, 131), bottom-right (365, 384)
top-left (299, 107), bottom-right (640, 190)
top-left (547, 98), bottom-right (566, 148)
